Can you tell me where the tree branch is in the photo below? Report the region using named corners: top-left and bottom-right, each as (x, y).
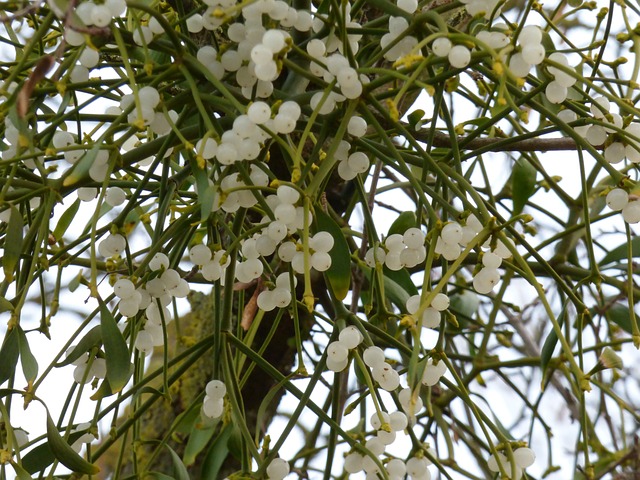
top-left (414, 130), bottom-right (603, 152)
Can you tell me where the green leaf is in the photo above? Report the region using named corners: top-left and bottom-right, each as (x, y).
top-left (0, 328), bottom-right (20, 386)
top-left (314, 209), bottom-right (351, 300)
top-left (165, 444), bottom-right (191, 480)
top-left (90, 377), bottom-right (114, 401)
top-left (540, 328), bottom-right (558, 376)
top-left (407, 109), bottom-right (425, 130)
top-left (53, 198), bottom-right (80, 241)
top-left (3, 206), bottom-right (24, 282)
top-left (16, 327), bottom-right (38, 383)
top-left (68, 270), bottom-right (84, 292)
top-left (145, 473), bottom-right (176, 480)
top-left (190, 156), bottom-right (214, 223)
top-left (384, 266), bottom-right (419, 301)
top-left (22, 430), bottom-right (89, 474)
top-left (21, 442), bottom-right (55, 474)
top-left (55, 325), bottom-right (102, 367)
top-left (449, 290), bottom-right (480, 320)
top-left (0, 297), bottom-right (14, 313)
top-left (61, 143), bottom-right (105, 188)
top-left (460, 116), bottom-right (492, 127)
top-left (387, 211), bottom-right (416, 237)
top-left (359, 264), bottom-right (415, 311)
top-left (45, 413), bottom-right (100, 475)
top-left (542, 308), bottom-right (567, 379)
top-left (184, 425), bottom-right (217, 466)
top-left (599, 237), bottom-right (640, 267)
top-left (11, 461), bottom-right (34, 480)
top-left (201, 425), bottom-right (232, 478)
top-left (98, 298), bottom-right (132, 393)
top-left (511, 157), bottom-right (537, 216)
top-left (226, 423), bottom-right (243, 461)
top-left (589, 303), bottom-right (633, 335)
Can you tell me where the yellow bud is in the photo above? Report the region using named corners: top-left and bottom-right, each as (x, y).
top-left (55, 81), bottom-right (66, 95)
top-left (18, 134), bottom-right (30, 148)
top-left (385, 99), bottom-right (399, 122)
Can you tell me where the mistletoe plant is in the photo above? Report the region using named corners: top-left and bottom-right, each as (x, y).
top-left (1, 0), bottom-right (640, 479)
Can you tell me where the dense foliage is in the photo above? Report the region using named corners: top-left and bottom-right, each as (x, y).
top-left (1, 0), bottom-right (640, 478)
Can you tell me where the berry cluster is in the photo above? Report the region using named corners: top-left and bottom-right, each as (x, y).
top-left (257, 272), bottom-right (295, 312)
top-left (508, 26), bottom-right (545, 78)
top-left (487, 447), bottom-right (536, 479)
top-left (344, 438), bottom-right (435, 480)
top-left (326, 326), bottom-right (364, 372)
top-left (111, 253), bottom-right (190, 355)
top-left (435, 218), bottom-right (481, 262)
top-left (421, 358), bottom-right (447, 387)
top-left (472, 239), bottom-right (513, 295)
top-left (406, 292), bottom-right (449, 329)
top-left (606, 188), bottom-right (640, 224)
top-left (576, 96), bottom-right (640, 165)
top-left (430, 37), bottom-right (472, 69)
top-left (382, 15), bottom-right (418, 62)
top-left (10, 0), bottom-right (619, 476)
top-left (544, 53), bottom-right (577, 104)
top-left (202, 380), bottom-right (226, 419)
top-left (363, 346), bottom-right (401, 391)
top-left (69, 348), bottom-right (106, 385)
top-left (365, 227), bottom-right (426, 271)
top-left (335, 141), bottom-right (371, 181)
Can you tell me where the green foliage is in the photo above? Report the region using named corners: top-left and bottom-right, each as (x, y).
top-left (1, 0), bottom-right (640, 479)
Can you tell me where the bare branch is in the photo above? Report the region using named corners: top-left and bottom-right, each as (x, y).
top-left (424, 131), bottom-right (603, 152)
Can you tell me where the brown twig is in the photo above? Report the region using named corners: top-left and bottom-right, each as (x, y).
top-left (422, 130), bottom-right (603, 152)
top-left (0, 1), bottom-right (43, 23)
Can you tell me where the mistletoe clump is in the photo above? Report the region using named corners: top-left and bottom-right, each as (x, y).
top-left (1, 0), bottom-right (640, 478)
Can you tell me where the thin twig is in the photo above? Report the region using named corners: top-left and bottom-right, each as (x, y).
top-left (421, 130), bottom-right (603, 152)
top-left (0, 1), bottom-right (42, 23)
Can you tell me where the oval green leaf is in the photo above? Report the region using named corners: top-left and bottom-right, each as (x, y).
top-left (184, 425), bottom-right (217, 467)
top-left (46, 413), bottom-right (100, 475)
top-left (359, 264), bottom-right (414, 311)
top-left (61, 143), bottom-right (104, 187)
top-left (11, 461), bottom-right (34, 480)
top-left (0, 328), bottom-right (20, 386)
top-left (16, 327), bottom-right (38, 383)
top-left (512, 157), bottom-right (537, 216)
top-left (98, 298), bottom-right (132, 393)
top-left (190, 156), bottom-right (215, 223)
top-left (53, 198), bottom-right (80, 241)
top-left (387, 211), bottom-right (416, 237)
top-left (0, 297), bottom-right (14, 313)
top-left (165, 444), bottom-right (191, 480)
top-left (588, 303), bottom-right (632, 335)
top-left (599, 237), bottom-right (640, 267)
top-left (22, 430), bottom-right (88, 474)
top-left (3, 206), bottom-right (24, 282)
top-left (55, 325), bottom-right (102, 367)
top-left (540, 328), bottom-right (558, 376)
